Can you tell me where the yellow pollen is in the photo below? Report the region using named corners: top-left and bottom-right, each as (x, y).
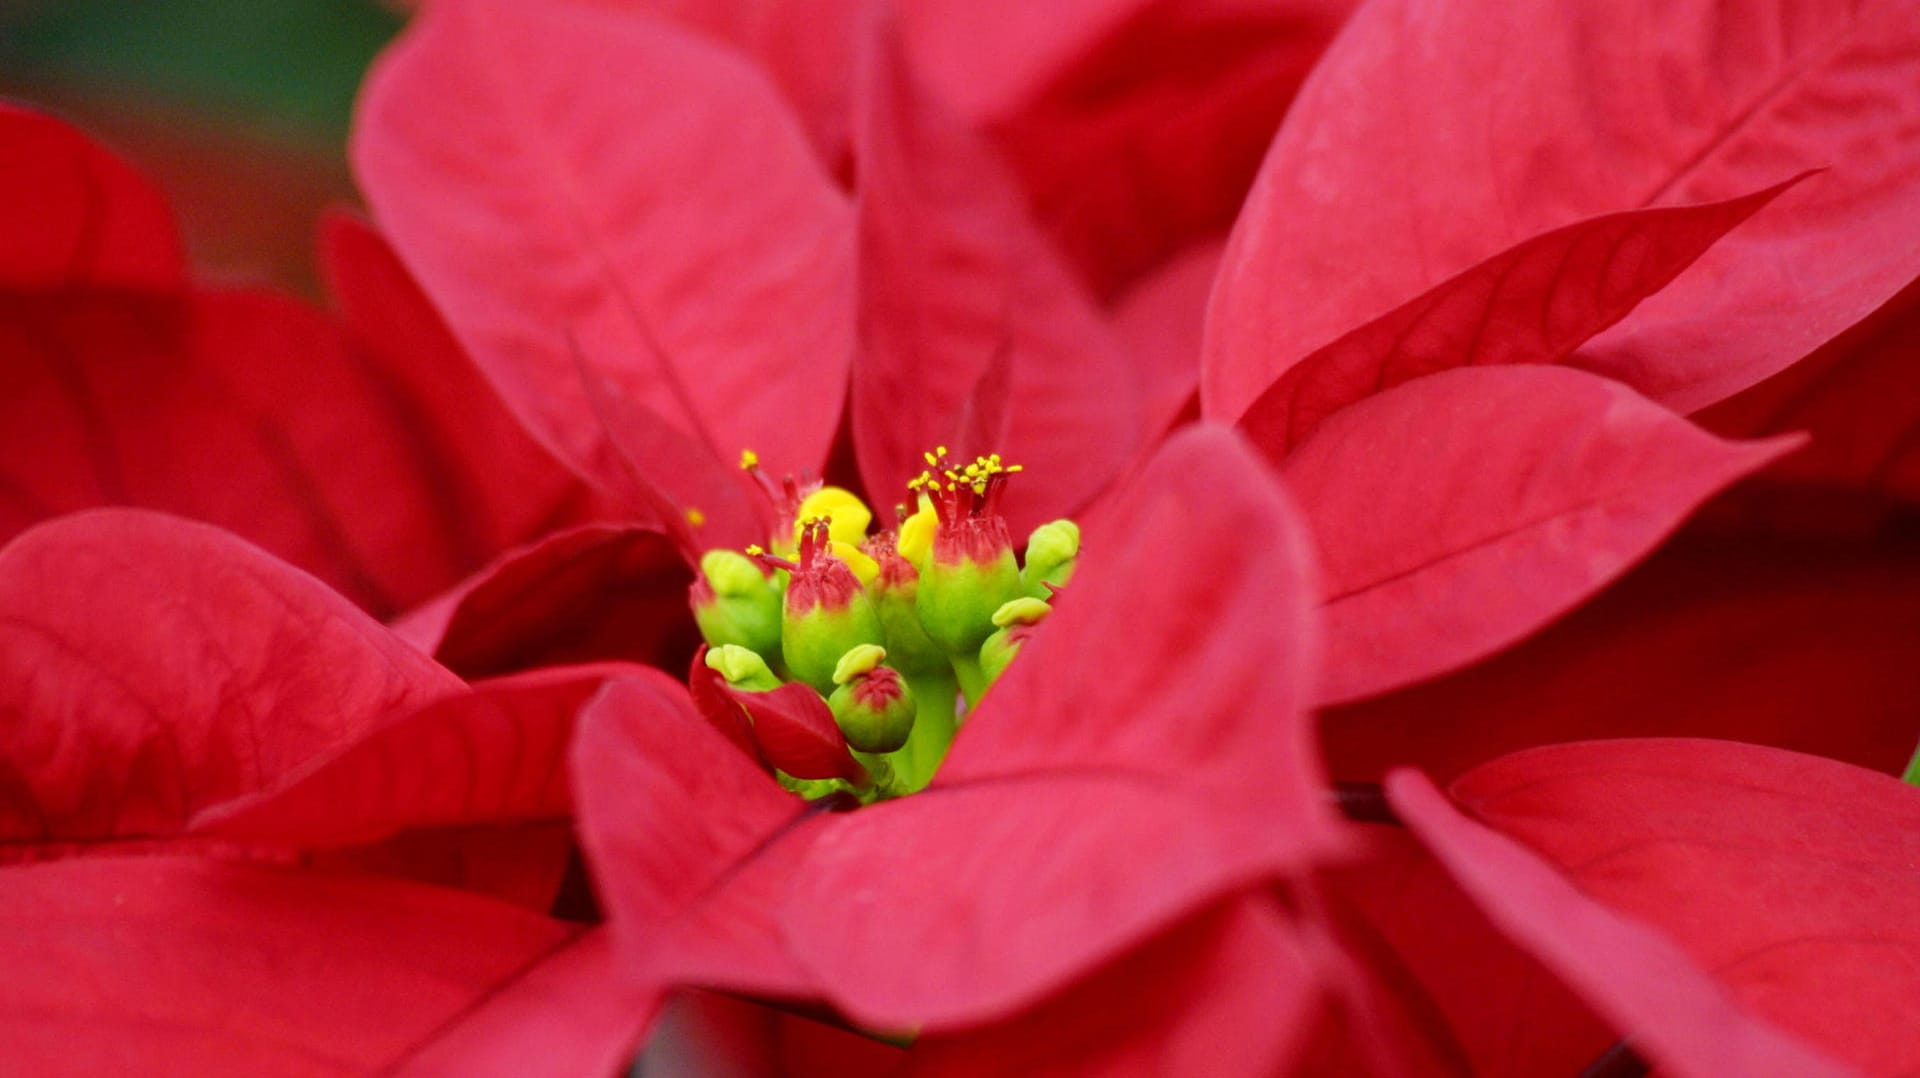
top-left (794, 487), bottom-right (873, 548)
top-left (738, 448), bottom-right (760, 471)
top-left (685, 506), bottom-right (706, 527)
top-left (828, 540), bottom-right (880, 586)
top-left (898, 500), bottom-right (936, 569)
top-left (745, 544), bottom-right (765, 556)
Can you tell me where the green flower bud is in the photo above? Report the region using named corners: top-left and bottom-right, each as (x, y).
top-left (861, 531), bottom-right (947, 675)
top-left (691, 549), bottom-right (784, 657)
top-left (783, 520), bottom-right (886, 693)
top-left (918, 540), bottom-right (1021, 656)
top-left (979, 597), bottom-right (1051, 686)
top-left (1020, 519), bottom-right (1080, 598)
top-left (907, 450), bottom-right (1026, 656)
top-left (827, 644), bottom-right (917, 754)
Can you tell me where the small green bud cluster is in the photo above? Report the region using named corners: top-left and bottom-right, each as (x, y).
top-left (687, 450), bottom-right (1080, 797)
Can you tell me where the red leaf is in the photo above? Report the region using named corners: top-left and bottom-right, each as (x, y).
top-left (780, 775), bottom-right (1308, 1030)
top-left (0, 510), bottom-right (462, 858)
top-left (193, 664), bottom-right (664, 846)
top-left (1283, 366), bottom-right (1793, 704)
top-left (683, 641), bottom-right (864, 787)
top-left (316, 823), bottom-right (577, 914)
top-left (572, 677), bottom-right (813, 991)
top-left (1454, 739), bottom-right (1920, 1078)
top-left (1388, 771), bottom-right (1853, 1078)
top-left (907, 897), bottom-right (1319, 1077)
top-left (726, 682), bottom-right (866, 786)
top-left (1309, 826), bottom-right (1613, 1077)
top-left (940, 425), bottom-right (1335, 845)
top-left (0, 857), bottom-right (589, 1077)
top-left (1322, 534), bottom-right (1920, 784)
top-left (0, 104), bottom-right (184, 292)
top-left (390, 523), bottom-right (697, 681)
top-left (1203, 0), bottom-right (1920, 421)
top-left (849, 25), bottom-right (1139, 533)
top-left (387, 928), bottom-right (659, 1078)
top-left (0, 285), bottom-right (547, 616)
top-left (319, 211), bottom-right (607, 562)
top-left (564, 339), bottom-right (765, 555)
top-left (1239, 180), bottom-right (1802, 456)
top-left (686, 645), bottom-right (771, 766)
top-left (609, 0), bottom-right (871, 170)
top-left (355, 0), bottom-right (855, 484)
top-left (903, 0), bottom-right (1354, 296)
top-left (1110, 239), bottom-right (1224, 446)
top-left (1699, 274), bottom-right (1920, 507)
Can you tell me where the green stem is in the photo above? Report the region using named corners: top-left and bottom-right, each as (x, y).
top-left (1904, 738), bottom-right (1920, 787)
top-left (950, 652), bottom-right (989, 709)
top-left (891, 671), bottom-right (958, 792)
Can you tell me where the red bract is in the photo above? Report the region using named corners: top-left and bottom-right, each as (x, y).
top-left (353, 1), bottom-right (1214, 545)
top-left (0, 509), bottom-right (459, 858)
top-left (1323, 533), bottom-right (1920, 785)
top-left (1386, 771), bottom-right (1855, 1078)
top-left (355, 0), bottom-right (856, 493)
top-left (1448, 739), bottom-right (1920, 1077)
top-left (0, 507), bottom-right (638, 906)
top-left (0, 105), bottom-right (603, 620)
top-left (576, 427), bottom-right (1339, 1043)
top-left (1284, 365), bottom-right (1794, 703)
top-left (0, 856), bottom-right (648, 1077)
top-left (1190, 0), bottom-right (1920, 702)
top-left (1204, 0), bottom-right (1920, 421)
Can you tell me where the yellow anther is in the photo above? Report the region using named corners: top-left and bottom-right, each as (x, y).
top-left (745, 543), bottom-right (765, 556)
top-left (828, 540), bottom-right (880, 586)
top-left (991, 596), bottom-right (1051, 628)
top-left (685, 506), bottom-right (706, 528)
top-left (739, 448), bottom-right (760, 471)
top-left (831, 643), bottom-right (888, 686)
top-left (794, 487), bottom-right (873, 548)
top-left (898, 500), bottom-right (937, 569)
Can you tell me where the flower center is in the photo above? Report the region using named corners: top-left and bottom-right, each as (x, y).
top-left (689, 448), bottom-right (1080, 802)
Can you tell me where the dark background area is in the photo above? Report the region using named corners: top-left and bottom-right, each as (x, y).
top-left (1, 0), bottom-right (405, 295)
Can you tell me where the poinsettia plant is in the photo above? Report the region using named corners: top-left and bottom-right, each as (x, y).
top-left (2, 0), bottom-right (1919, 1074)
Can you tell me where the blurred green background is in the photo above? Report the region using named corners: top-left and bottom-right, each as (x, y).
top-left (0, 0), bottom-right (405, 294)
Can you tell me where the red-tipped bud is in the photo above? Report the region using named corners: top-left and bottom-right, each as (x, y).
top-left (827, 645), bottom-right (917, 753)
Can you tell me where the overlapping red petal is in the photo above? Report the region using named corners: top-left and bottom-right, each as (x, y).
top-left (354, 0), bottom-right (854, 484)
top-left (1454, 739), bottom-right (1920, 1077)
top-left (385, 928), bottom-right (658, 1078)
top-left (0, 103), bottom-right (184, 293)
top-left (850, 25), bottom-right (1139, 532)
top-left (1700, 275), bottom-right (1920, 516)
top-left (319, 212), bottom-right (606, 562)
top-left (1238, 180), bottom-right (1802, 456)
top-left (1204, 0), bottom-right (1920, 421)
top-left (1322, 534), bottom-right (1920, 783)
top-left (0, 857), bottom-right (588, 1076)
top-left (0, 509), bottom-right (460, 860)
top-left (1284, 365), bottom-right (1792, 703)
top-left (940, 426), bottom-right (1333, 842)
top-left (1389, 770), bottom-right (1853, 1078)
top-left (903, 0), bottom-right (1356, 297)
top-left (906, 896), bottom-right (1320, 1077)
top-left (1305, 825), bottom-right (1612, 1076)
top-left (390, 523), bottom-right (696, 680)
top-left (192, 663), bottom-right (663, 847)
